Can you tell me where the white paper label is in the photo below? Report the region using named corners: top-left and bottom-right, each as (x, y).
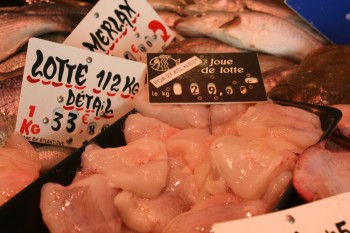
top-left (213, 192), bottom-right (350, 233)
top-left (64, 0), bottom-right (174, 62)
top-left (15, 38), bottom-right (146, 148)
top-left (149, 56), bottom-right (202, 88)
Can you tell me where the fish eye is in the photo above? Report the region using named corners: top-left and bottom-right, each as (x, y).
top-left (193, 13), bottom-right (204, 18)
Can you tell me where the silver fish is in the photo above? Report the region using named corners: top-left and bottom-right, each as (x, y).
top-left (164, 37), bottom-right (242, 53)
top-left (157, 10), bottom-right (183, 28)
top-left (183, 0), bottom-right (328, 44)
top-left (148, 0), bottom-right (188, 15)
top-left (184, 0), bottom-right (294, 18)
top-left (0, 75), bottom-right (22, 116)
top-left (183, 0), bottom-right (244, 15)
top-left (0, 2), bottom-right (88, 62)
top-left (0, 31), bottom-right (70, 82)
top-left (175, 11), bottom-right (324, 61)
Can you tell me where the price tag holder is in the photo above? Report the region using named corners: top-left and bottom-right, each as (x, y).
top-left (147, 52), bottom-right (267, 104)
top-left (15, 38), bottom-right (146, 148)
top-left (213, 192), bottom-right (350, 233)
top-left (64, 0), bottom-right (174, 62)
top-left (285, 0), bottom-right (350, 44)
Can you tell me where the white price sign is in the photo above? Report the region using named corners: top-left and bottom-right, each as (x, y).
top-left (64, 0), bottom-right (174, 62)
top-left (213, 192), bottom-right (350, 233)
top-left (16, 38), bottom-right (146, 148)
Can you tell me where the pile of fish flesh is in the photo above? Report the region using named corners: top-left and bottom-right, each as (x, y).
top-left (39, 86), bottom-right (324, 233)
top-left (0, 132), bottom-right (41, 206)
top-left (152, 0), bottom-right (350, 204)
top-left (0, 0), bottom-right (350, 227)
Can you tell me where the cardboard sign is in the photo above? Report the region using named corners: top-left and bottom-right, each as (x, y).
top-left (15, 38), bottom-right (146, 148)
top-left (285, 0), bottom-right (350, 44)
top-left (64, 0), bottom-right (174, 62)
top-left (213, 192), bottom-right (350, 233)
top-left (147, 52), bottom-right (267, 104)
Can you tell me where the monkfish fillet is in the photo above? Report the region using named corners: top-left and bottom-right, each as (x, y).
top-left (81, 137), bottom-right (168, 198)
top-left (40, 174), bottom-right (121, 233)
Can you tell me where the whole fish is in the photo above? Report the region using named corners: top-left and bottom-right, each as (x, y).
top-left (183, 0), bottom-right (244, 15)
top-left (0, 2), bottom-right (89, 62)
top-left (0, 31), bottom-right (69, 82)
top-left (0, 0), bottom-right (95, 8)
top-left (184, 0), bottom-right (294, 18)
top-left (164, 37), bottom-right (296, 73)
top-left (157, 10), bottom-right (183, 28)
top-left (164, 37), bottom-right (242, 53)
top-left (183, 0), bottom-right (328, 45)
top-left (175, 11), bottom-right (323, 61)
top-left (268, 44), bottom-right (350, 105)
top-left (157, 10), bottom-right (186, 41)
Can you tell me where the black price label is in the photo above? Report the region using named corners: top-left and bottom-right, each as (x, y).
top-left (147, 52), bottom-right (267, 104)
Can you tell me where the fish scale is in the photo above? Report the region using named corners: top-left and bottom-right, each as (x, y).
top-left (0, 76), bottom-right (21, 116)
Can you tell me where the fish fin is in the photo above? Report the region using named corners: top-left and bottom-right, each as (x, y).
top-left (218, 16), bottom-right (241, 29)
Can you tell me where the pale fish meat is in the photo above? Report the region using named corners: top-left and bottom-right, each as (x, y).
top-left (40, 174), bottom-right (122, 233)
top-left (115, 167), bottom-right (197, 233)
top-left (210, 135), bottom-right (297, 200)
top-left (0, 131), bottom-right (41, 206)
top-left (175, 11), bottom-right (323, 61)
top-left (293, 142), bottom-right (350, 202)
top-left (81, 137), bottom-right (169, 198)
top-left (0, 2), bottom-right (88, 62)
top-left (163, 194), bottom-right (266, 233)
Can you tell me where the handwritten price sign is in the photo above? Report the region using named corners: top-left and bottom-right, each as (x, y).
top-left (64, 0), bottom-right (174, 62)
top-left (16, 38), bottom-right (146, 148)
